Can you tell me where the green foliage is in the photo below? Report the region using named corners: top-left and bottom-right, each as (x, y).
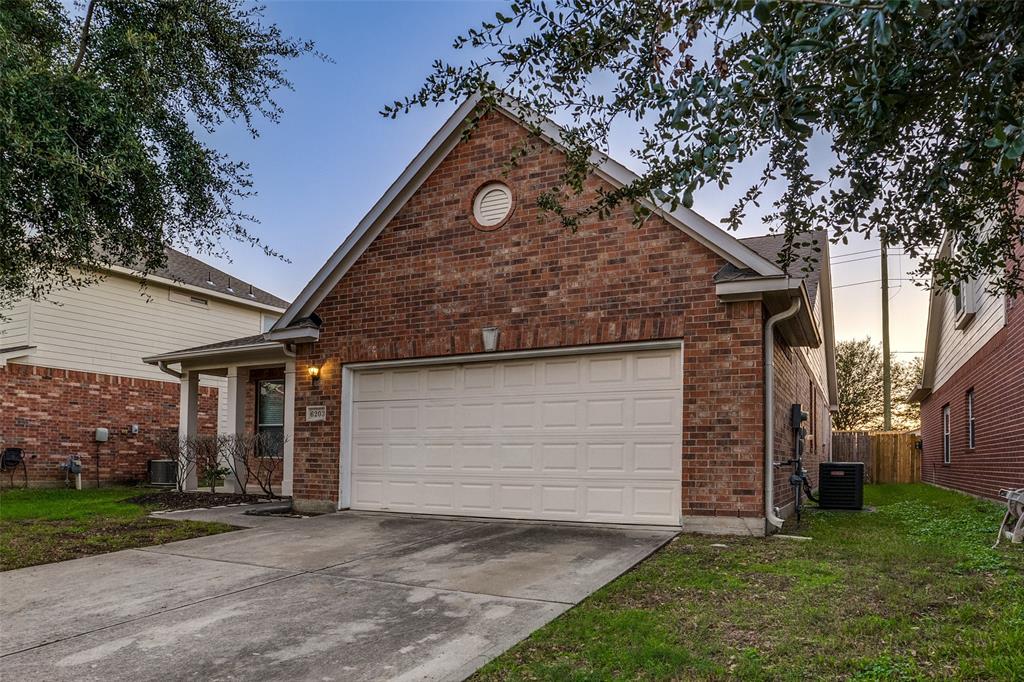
top-left (0, 486), bottom-right (232, 570)
top-left (834, 337), bottom-right (922, 431)
top-left (0, 0), bottom-right (319, 309)
top-left (0, 485), bottom-right (148, 521)
top-left (475, 484), bottom-right (1024, 680)
top-left (391, 0), bottom-right (1024, 295)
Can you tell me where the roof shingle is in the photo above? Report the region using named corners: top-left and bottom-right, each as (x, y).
top-left (140, 248), bottom-right (289, 309)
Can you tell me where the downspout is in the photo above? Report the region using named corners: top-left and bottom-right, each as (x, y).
top-left (764, 294), bottom-right (802, 532)
top-left (155, 361), bottom-right (182, 379)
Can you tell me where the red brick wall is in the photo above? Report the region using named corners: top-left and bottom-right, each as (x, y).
top-left (0, 363), bottom-right (218, 486)
top-left (771, 340), bottom-right (832, 511)
top-left (291, 109), bottom-right (769, 519)
top-left (920, 286), bottom-right (1024, 499)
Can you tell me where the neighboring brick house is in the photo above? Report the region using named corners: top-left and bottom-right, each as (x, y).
top-left (149, 96), bottom-right (837, 535)
top-left (910, 236), bottom-right (1024, 500)
top-left (0, 250), bottom-right (288, 486)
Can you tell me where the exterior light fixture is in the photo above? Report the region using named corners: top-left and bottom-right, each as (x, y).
top-left (481, 326), bottom-right (500, 352)
top-left (308, 365), bottom-right (320, 387)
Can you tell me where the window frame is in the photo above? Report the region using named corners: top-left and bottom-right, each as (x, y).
top-left (966, 389), bottom-right (975, 449)
top-left (256, 378), bottom-right (285, 458)
top-left (261, 313), bottom-right (280, 333)
top-left (942, 404), bottom-right (951, 464)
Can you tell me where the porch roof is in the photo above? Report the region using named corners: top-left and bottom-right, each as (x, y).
top-left (142, 333), bottom-right (284, 367)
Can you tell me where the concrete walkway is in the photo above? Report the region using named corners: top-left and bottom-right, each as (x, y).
top-left (1, 510), bottom-right (676, 681)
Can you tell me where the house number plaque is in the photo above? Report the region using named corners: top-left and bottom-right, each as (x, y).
top-left (305, 405), bottom-right (327, 422)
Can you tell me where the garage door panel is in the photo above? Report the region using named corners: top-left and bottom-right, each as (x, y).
top-left (349, 348), bottom-right (682, 525)
top-left (351, 351), bottom-right (681, 402)
top-left (352, 472), bottom-right (680, 524)
top-left (354, 438), bottom-right (680, 479)
top-left (540, 443), bottom-right (578, 472)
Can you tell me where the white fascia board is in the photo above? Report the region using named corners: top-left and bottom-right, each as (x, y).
top-left (142, 342), bottom-right (283, 365)
top-left (265, 326), bottom-right (320, 343)
top-left (715, 276), bottom-right (797, 298)
top-left (278, 93), bottom-right (784, 327)
top-left (917, 233), bottom-right (952, 392)
top-left (818, 242), bottom-right (840, 405)
top-left (104, 265), bottom-right (287, 313)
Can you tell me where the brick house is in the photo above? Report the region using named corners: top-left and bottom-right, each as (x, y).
top-left (148, 97), bottom-right (837, 534)
top-left (910, 236), bottom-right (1024, 500)
top-left (0, 250), bottom-right (288, 486)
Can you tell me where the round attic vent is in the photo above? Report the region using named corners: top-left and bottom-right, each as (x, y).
top-left (472, 182), bottom-right (513, 229)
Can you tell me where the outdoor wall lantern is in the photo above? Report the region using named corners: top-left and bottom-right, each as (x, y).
top-left (481, 326), bottom-right (500, 353)
top-left (308, 365), bottom-right (321, 387)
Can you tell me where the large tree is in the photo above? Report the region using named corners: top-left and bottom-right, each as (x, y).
top-left (833, 337), bottom-right (922, 431)
top-left (0, 0), bottom-right (317, 310)
top-left (388, 0), bottom-right (1024, 293)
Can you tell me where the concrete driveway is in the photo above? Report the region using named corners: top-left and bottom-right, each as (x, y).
top-left (0, 508), bottom-right (676, 681)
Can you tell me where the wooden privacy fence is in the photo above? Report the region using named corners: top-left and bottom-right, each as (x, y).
top-left (831, 430), bottom-right (921, 483)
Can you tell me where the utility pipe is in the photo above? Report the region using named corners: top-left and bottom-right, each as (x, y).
top-left (764, 294), bottom-right (802, 532)
top-left (155, 360), bottom-right (182, 379)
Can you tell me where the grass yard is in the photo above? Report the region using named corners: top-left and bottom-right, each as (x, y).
top-left (477, 484), bottom-right (1023, 681)
top-left (0, 487), bottom-right (235, 571)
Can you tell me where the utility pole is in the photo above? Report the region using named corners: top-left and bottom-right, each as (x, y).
top-left (880, 232), bottom-right (892, 431)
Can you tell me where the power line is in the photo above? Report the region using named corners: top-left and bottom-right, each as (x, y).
top-left (829, 247), bottom-right (880, 258)
top-left (833, 278), bottom-right (911, 289)
top-left (832, 253), bottom-right (904, 265)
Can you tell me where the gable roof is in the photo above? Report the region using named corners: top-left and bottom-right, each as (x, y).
top-left (274, 94), bottom-right (786, 329)
top-left (107, 247), bottom-right (289, 311)
top-left (739, 231), bottom-right (827, 303)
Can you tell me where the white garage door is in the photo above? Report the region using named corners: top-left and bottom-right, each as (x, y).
top-left (347, 347), bottom-right (682, 526)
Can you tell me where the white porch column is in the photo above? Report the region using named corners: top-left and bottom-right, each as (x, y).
top-left (224, 366), bottom-right (249, 493)
top-left (282, 359), bottom-right (296, 497)
top-left (178, 371), bottom-right (200, 491)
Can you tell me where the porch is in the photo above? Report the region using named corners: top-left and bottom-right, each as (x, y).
top-left (144, 335), bottom-right (296, 497)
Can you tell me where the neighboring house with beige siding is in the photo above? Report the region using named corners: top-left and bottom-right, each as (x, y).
top-left (0, 249), bottom-right (288, 486)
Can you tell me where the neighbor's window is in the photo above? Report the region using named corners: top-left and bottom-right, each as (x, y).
top-left (942, 404), bottom-right (951, 464)
top-left (261, 313), bottom-right (280, 333)
top-left (966, 389), bottom-right (976, 449)
top-left (257, 379), bottom-right (285, 457)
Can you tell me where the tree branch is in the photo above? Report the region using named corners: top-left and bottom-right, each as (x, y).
top-left (71, 0), bottom-right (97, 74)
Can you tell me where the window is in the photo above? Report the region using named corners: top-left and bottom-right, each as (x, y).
top-left (950, 237), bottom-right (979, 329)
top-left (261, 313), bottom-right (280, 333)
top-left (257, 379), bottom-right (285, 457)
top-left (942, 404), bottom-right (951, 464)
top-left (966, 389), bottom-right (975, 449)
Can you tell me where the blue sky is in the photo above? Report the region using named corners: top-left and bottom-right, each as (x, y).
top-left (201, 0), bottom-right (927, 357)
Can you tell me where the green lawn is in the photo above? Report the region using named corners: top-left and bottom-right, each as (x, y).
top-left (0, 487), bottom-right (235, 571)
top-left (476, 484), bottom-right (1023, 681)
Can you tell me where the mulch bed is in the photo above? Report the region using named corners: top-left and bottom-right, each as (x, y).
top-left (125, 491), bottom-right (275, 511)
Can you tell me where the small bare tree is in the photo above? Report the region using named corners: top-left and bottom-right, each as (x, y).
top-left (156, 430), bottom-right (194, 492)
top-left (251, 431), bottom-right (287, 498)
top-left (220, 433), bottom-right (255, 494)
top-left (210, 432), bottom-right (288, 498)
top-left (188, 435), bottom-right (227, 493)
